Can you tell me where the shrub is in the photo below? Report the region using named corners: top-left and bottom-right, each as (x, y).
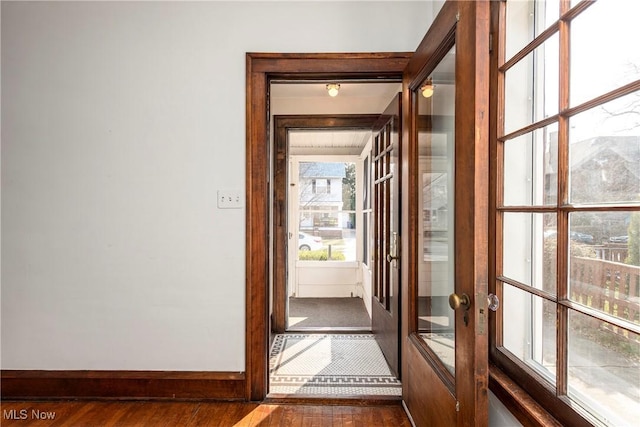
top-left (298, 249), bottom-right (346, 261)
top-left (626, 212), bottom-right (640, 266)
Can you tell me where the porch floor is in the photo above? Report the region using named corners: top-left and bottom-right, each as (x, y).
top-left (288, 297), bottom-right (371, 330)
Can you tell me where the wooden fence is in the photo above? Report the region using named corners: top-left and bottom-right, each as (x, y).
top-left (593, 243), bottom-right (629, 263)
top-left (570, 256), bottom-right (640, 342)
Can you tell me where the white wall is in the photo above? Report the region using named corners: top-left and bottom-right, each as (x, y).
top-left (489, 391), bottom-right (523, 426)
top-left (361, 264), bottom-right (373, 317)
top-left (294, 262), bottom-right (360, 298)
top-left (1, 1), bottom-right (434, 371)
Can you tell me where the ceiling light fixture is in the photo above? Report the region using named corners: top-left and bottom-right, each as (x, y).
top-left (420, 79), bottom-right (435, 98)
top-left (326, 83), bottom-right (340, 97)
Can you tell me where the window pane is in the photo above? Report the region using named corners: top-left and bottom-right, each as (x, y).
top-left (503, 212), bottom-right (557, 294)
top-left (570, 1), bottom-right (640, 106)
top-left (298, 162), bottom-right (355, 261)
top-left (569, 211), bottom-right (640, 324)
top-left (503, 122), bottom-right (558, 206)
top-left (503, 284), bottom-right (556, 385)
top-left (362, 212), bottom-right (369, 264)
top-left (505, 0), bottom-right (559, 61)
top-left (568, 309), bottom-right (640, 427)
top-left (363, 155), bottom-right (370, 209)
top-left (504, 34), bottom-right (559, 135)
top-left (416, 46), bottom-right (456, 375)
top-left (569, 91), bottom-right (640, 205)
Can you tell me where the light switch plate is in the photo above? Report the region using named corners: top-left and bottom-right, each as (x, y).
top-left (217, 190), bottom-right (243, 209)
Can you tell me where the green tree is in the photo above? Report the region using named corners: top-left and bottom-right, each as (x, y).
top-left (342, 163), bottom-right (356, 228)
top-left (626, 212), bottom-right (640, 266)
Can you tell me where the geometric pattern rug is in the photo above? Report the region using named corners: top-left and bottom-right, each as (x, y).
top-left (269, 334), bottom-right (402, 396)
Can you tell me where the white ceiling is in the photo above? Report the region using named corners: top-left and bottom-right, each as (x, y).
top-left (271, 82), bottom-right (401, 102)
top-left (288, 129), bottom-right (372, 156)
top-left (271, 82), bottom-right (402, 156)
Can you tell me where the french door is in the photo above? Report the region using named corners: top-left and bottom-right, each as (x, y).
top-left (371, 94), bottom-right (402, 378)
top-left (400, 1), bottom-right (490, 425)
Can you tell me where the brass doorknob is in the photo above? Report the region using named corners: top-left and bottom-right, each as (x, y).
top-left (448, 293), bottom-right (471, 311)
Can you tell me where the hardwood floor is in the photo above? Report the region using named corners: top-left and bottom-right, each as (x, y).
top-left (0, 400), bottom-right (412, 426)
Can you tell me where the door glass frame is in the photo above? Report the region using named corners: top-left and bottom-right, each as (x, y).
top-left (412, 44), bottom-right (456, 384)
top-left (406, 32), bottom-right (457, 391)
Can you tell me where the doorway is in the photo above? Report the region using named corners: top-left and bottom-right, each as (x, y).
top-left (247, 1), bottom-right (491, 418)
top-left (269, 83), bottom-right (403, 397)
top-left (286, 156), bottom-right (368, 331)
top-left (246, 54), bottom-right (413, 401)
top-left (271, 110), bottom-right (394, 334)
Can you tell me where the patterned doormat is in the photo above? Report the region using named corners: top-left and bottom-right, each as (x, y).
top-left (269, 334), bottom-right (402, 396)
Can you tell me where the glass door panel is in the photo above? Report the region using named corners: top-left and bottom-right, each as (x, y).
top-left (416, 46), bottom-right (456, 374)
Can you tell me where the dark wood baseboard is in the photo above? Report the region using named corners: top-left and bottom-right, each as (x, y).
top-left (1, 370), bottom-right (245, 401)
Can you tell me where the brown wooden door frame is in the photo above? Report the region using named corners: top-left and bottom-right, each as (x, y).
top-left (272, 114), bottom-right (381, 333)
top-left (401, 1), bottom-right (490, 425)
top-left (246, 53), bottom-right (411, 401)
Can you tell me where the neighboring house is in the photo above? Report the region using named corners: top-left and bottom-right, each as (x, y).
top-left (422, 172), bottom-right (449, 232)
top-left (570, 136), bottom-right (640, 204)
top-left (546, 135), bottom-right (640, 240)
top-left (298, 162), bottom-right (346, 230)
top-left (546, 135), bottom-right (640, 203)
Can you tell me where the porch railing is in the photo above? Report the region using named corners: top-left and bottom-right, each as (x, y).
top-left (593, 243), bottom-right (629, 263)
top-left (570, 256), bottom-right (640, 343)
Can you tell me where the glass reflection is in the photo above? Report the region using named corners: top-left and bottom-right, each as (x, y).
top-left (416, 46), bottom-right (456, 374)
top-left (569, 211), bottom-right (640, 316)
top-left (503, 212), bottom-right (557, 294)
top-left (505, 0), bottom-right (559, 61)
top-left (568, 309), bottom-right (640, 427)
top-left (504, 33), bottom-right (558, 136)
top-left (503, 123), bottom-right (558, 206)
top-left (569, 91), bottom-right (640, 205)
top-left (570, 1), bottom-right (640, 106)
top-left (503, 284), bottom-right (556, 385)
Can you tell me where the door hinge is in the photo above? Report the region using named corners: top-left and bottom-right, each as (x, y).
top-left (489, 33), bottom-right (493, 53)
top-left (456, 401), bottom-right (460, 412)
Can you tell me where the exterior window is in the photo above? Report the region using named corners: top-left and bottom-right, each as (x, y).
top-left (494, 1), bottom-right (640, 426)
top-left (363, 154), bottom-right (371, 265)
top-left (298, 162), bottom-right (356, 261)
top-left (310, 178), bottom-right (331, 194)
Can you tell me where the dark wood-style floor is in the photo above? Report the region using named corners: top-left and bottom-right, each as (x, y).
top-left (0, 400), bottom-right (412, 426)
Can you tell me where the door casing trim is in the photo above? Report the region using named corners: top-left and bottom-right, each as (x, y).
top-left (246, 52), bottom-right (411, 401)
top-left (272, 114), bottom-right (382, 334)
